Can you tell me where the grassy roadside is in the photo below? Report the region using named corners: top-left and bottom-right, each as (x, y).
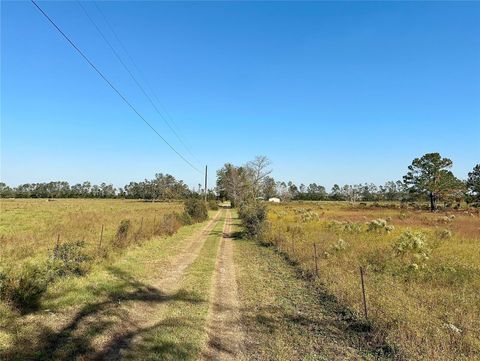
top-left (233, 210), bottom-right (389, 361)
top-left (0, 211), bottom-right (219, 360)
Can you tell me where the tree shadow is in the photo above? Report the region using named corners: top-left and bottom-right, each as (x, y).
top-left (1, 266), bottom-right (205, 361)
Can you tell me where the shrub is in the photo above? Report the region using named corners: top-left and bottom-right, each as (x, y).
top-left (299, 210), bottom-right (320, 223)
top-left (393, 230), bottom-right (430, 268)
top-left (177, 212), bottom-right (193, 226)
top-left (437, 215), bottom-right (455, 224)
top-left (326, 220), bottom-right (362, 234)
top-left (208, 199), bottom-right (219, 210)
top-left (113, 219), bottom-right (131, 247)
top-left (184, 198), bottom-right (208, 223)
top-left (239, 202), bottom-right (267, 239)
top-left (48, 240), bottom-right (91, 278)
top-left (155, 213), bottom-right (182, 236)
top-left (0, 270), bottom-right (8, 299)
top-left (436, 229), bottom-right (453, 240)
top-left (343, 222), bottom-right (362, 233)
top-left (367, 219), bottom-right (395, 233)
top-left (0, 263), bottom-right (49, 312)
top-left (332, 238), bottom-right (348, 252)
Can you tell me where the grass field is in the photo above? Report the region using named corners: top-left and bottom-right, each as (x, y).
top-left (0, 198), bottom-right (183, 265)
top-left (262, 202), bottom-right (480, 360)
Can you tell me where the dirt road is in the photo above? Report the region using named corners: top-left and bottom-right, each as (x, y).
top-left (202, 209), bottom-right (244, 360)
top-left (89, 210), bottom-right (224, 360)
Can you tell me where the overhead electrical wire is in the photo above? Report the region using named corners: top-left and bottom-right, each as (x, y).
top-left (31, 0), bottom-right (202, 174)
top-left (92, 1), bottom-right (198, 162)
top-left (77, 1), bottom-right (197, 162)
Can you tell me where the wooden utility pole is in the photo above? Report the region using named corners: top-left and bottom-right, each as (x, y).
top-left (204, 165), bottom-right (208, 202)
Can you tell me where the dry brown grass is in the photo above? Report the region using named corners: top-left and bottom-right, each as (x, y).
top-left (263, 201), bottom-right (480, 360)
top-left (0, 198), bottom-right (183, 267)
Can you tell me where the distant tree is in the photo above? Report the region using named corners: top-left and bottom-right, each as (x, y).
top-left (216, 163), bottom-right (248, 207)
top-left (276, 181), bottom-right (290, 201)
top-left (0, 182), bottom-right (13, 198)
top-left (436, 171), bottom-right (465, 208)
top-left (305, 183), bottom-right (327, 200)
top-left (403, 153), bottom-right (456, 211)
top-left (262, 176), bottom-right (277, 200)
top-left (341, 184), bottom-right (361, 203)
top-left (330, 184), bottom-right (343, 200)
top-left (380, 180), bottom-right (406, 201)
top-left (466, 164), bottom-right (480, 206)
top-left (288, 181), bottom-right (299, 199)
top-left (359, 183), bottom-right (378, 201)
top-left (299, 184), bottom-right (306, 194)
top-left (245, 156), bottom-right (272, 199)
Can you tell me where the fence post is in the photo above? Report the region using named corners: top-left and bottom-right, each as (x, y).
top-left (140, 217), bottom-right (144, 233)
top-left (360, 266), bottom-right (368, 320)
top-left (99, 224), bottom-right (104, 249)
top-left (313, 243), bottom-right (319, 277)
top-left (153, 215), bottom-right (156, 233)
top-left (54, 234), bottom-right (60, 257)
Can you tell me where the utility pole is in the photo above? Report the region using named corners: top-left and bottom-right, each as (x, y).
top-left (204, 165), bottom-right (208, 202)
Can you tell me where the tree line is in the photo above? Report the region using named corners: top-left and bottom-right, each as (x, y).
top-left (0, 173), bottom-right (191, 200)
top-left (217, 153), bottom-right (480, 211)
top-left (2, 153), bottom-right (479, 211)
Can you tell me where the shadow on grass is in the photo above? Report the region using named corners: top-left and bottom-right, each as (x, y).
top-left (1, 266), bottom-right (205, 361)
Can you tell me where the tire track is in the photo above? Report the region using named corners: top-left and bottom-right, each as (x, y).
top-left (202, 209), bottom-right (244, 361)
top-left (84, 210), bottom-right (224, 360)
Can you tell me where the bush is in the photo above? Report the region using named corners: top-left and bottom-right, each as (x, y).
top-left (113, 219), bottom-right (131, 247)
top-left (393, 230), bottom-right (430, 269)
top-left (177, 212), bottom-right (193, 226)
top-left (326, 220), bottom-right (362, 234)
top-left (436, 229), bottom-right (452, 240)
top-left (367, 218), bottom-right (395, 233)
top-left (184, 198), bottom-right (208, 223)
top-left (208, 199), bottom-right (219, 210)
top-left (0, 270), bottom-right (8, 299)
top-left (239, 202), bottom-right (267, 239)
top-left (0, 263), bottom-right (49, 312)
top-left (155, 213), bottom-right (182, 236)
top-left (48, 240), bottom-right (91, 278)
top-left (332, 238), bottom-right (348, 252)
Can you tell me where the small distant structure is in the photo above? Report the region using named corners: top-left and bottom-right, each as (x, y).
top-left (268, 197), bottom-right (281, 203)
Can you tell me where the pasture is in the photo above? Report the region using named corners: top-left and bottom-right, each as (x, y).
top-left (263, 202), bottom-right (480, 360)
top-left (0, 198), bottom-right (183, 266)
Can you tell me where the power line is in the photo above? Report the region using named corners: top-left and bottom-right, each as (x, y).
top-left (77, 1), bottom-right (197, 162)
top-left (92, 1), bottom-right (198, 162)
top-left (31, 0), bottom-right (202, 174)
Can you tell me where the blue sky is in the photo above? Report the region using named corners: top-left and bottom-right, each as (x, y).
top-left (1, 1), bottom-right (479, 190)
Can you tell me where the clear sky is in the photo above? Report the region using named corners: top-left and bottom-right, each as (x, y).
top-left (1, 1), bottom-right (479, 190)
